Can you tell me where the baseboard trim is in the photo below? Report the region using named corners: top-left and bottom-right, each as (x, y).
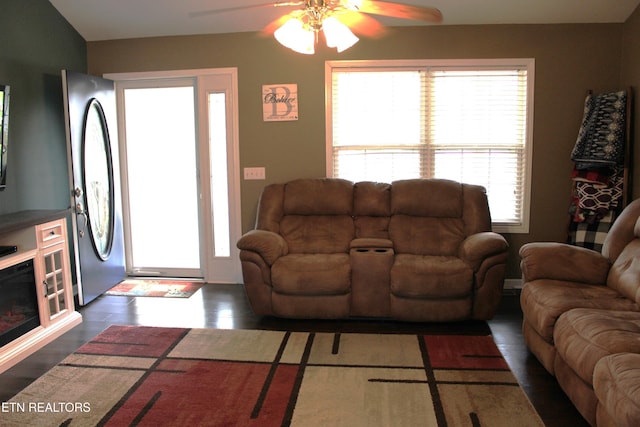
top-left (504, 279), bottom-right (523, 290)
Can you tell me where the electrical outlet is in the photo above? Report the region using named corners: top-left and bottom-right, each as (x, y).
top-left (244, 167), bottom-right (266, 180)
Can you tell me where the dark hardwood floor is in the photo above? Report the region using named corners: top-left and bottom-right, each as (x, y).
top-left (0, 285), bottom-right (588, 426)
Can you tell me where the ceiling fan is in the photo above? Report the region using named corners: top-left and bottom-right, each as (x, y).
top-left (190, 1), bottom-right (443, 54)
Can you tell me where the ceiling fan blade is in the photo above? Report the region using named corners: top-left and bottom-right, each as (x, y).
top-left (189, 1), bottom-right (304, 19)
top-left (357, 1), bottom-right (443, 23)
top-left (336, 11), bottom-right (386, 38)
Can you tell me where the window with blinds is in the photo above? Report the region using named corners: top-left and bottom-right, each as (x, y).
top-left (326, 59), bottom-right (534, 233)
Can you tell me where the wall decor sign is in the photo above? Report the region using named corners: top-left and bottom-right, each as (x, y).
top-left (262, 84), bottom-right (298, 121)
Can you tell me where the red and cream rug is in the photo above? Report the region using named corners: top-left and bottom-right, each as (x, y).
top-left (105, 279), bottom-right (203, 298)
top-left (4, 325), bottom-right (544, 426)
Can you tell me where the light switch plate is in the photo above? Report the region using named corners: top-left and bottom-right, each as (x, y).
top-left (244, 167), bottom-right (265, 180)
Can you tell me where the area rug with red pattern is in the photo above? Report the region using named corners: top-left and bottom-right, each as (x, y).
top-left (4, 325), bottom-right (544, 426)
top-left (105, 279), bottom-right (203, 298)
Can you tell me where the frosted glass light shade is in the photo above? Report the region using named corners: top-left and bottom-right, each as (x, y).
top-left (322, 17), bottom-right (359, 52)
top-left (274, 18), bottom-right (315, 54)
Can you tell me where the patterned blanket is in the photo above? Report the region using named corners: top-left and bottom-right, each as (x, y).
top-left (571, 90), bottom-right (627, 169)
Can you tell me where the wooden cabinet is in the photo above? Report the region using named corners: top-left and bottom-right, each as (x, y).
top-left (35, 219), bottom-right (75, 327)
top-left (0, 211), bottom-right (82, 373)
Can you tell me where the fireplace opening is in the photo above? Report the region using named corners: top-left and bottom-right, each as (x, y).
top-left (0, 259), bottom-right (40, 348)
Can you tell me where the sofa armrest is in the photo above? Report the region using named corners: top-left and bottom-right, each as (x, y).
top-left (237, 229), bottom-right (288, 265)
top-left (519, 242), bottom-right (610, 285)
top-left (458, 232), bottom-right (509, 270)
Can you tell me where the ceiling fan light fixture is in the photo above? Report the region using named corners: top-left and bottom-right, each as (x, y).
top-left (274, 17), bottom-right (315, 54)
top-left (322, 16), bottom-right (359, 52)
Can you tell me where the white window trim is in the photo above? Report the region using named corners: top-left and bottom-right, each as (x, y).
top-left (325, 58), bottom-right (535, 234)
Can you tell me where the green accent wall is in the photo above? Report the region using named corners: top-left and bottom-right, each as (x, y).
top-left (0, 0), bottom-right (86, 214)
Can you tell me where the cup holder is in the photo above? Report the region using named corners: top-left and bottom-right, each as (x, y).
top-left (352, 248), bottom-right (393, 254)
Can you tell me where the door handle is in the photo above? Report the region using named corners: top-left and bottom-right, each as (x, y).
top-left (75, 202), bottom-right (87, 238)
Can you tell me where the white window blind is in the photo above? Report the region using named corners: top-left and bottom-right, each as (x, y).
top-left (327, 60), bottom-right (534, 233)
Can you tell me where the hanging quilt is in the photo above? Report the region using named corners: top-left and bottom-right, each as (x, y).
top-left (567, 89), bottom-right (629, 250)
top-left (571, 90), bottom-right (627, 169)
top-left (569, 210), bottom-right (615, 252)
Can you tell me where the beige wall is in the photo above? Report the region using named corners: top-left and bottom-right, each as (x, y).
top-left (88, 23), bottom-right (628, 279)
top-left (622, 7), bottom-right (640, 200)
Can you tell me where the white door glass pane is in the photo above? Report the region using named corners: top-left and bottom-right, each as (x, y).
top-left (209, 92), bottom-right (230, 257)
top-left (124, 86), bottom-right (200, 270)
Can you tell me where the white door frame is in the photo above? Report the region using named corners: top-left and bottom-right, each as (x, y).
top-left (105, 68), bottom-right (242, 283)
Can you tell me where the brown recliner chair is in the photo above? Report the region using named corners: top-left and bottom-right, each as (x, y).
top-left (237, 178), bottom-right (509, 322)
top-left (520, 198), bottom-right (640, 426)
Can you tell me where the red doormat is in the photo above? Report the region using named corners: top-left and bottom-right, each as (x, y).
top-left (4, 326), bottom-right (545, 426)
top-left (105, 279), bottom-right (203, 298)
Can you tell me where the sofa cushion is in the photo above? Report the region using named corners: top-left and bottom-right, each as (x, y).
top-left (390, 216), bottom-right (464, 255)
top-left (602, 200), bottom-right (640, 262)
top-left (279, 179), bottom-right (355, 253)
top-left (353, 181), bottom-right (391, 217)
top-left (271, 254), bottom-right (350, 296)
top-left (283, 178), bottom-right (353, 215)
top-left (520, 281), bottom-right (639, 342)
top-left (391, 179), bottom-right (463, 217)
top-left (280, 215), bottom-right (354, 254)
top-left (390, 254), bottom-right (472, 298)
top-left (608, 239), bottom-right (640, 305)
top-left (593, 353), bottom-right (640, 427)
top-left (554, 309), bottom-right (640, 385)
top-left (389, 179), bottom-right (471, 255)
top-left (353, 181), bottom-right (392, 239)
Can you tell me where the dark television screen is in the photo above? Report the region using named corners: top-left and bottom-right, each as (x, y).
top-left (0, 84), bottom-right (10, 191)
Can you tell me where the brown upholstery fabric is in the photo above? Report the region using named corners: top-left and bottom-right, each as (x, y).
top-left (520, 242), bottom-right (610, 285)
top-left (554, 309), bottom-right (640, 385)
top-left (279, 178), bottom-right (355, 254)
top-left (280, 215), bottom-right (354, 254)
top-left (519, 198), bottom-right (640, 427)
top-left (255, 183), bottom-right (284, 232)
top-left (283, 178), bottom-right (353, 215)
top-left (237, 230), bottom-right (287, 265)
top-left (353, 181), bottom-right (391, 216)
top-left (272, 254), bottom-right (350, 296)
top-left (594, 353), bottom-right (640, 427)
top-left (389, 180), bottom-right (465, 255)
top-left (390, 216), bottom-right (464, 256)
top-left (238, 178), bottom-right (508, 321)
top-left (553, 309), bottom-right (640, 426)
top-left (602, 200), bottom-right (640, 262)
top-left (353, 181), bottom-right (391, 239)
top-left (391, 254), bottom-right (472, 298)
top-left (608, 239), bottom-right (640, 304)
top-left (390, 295), bottom-right (472, 322)
top-left (521, 280), bottom-right (639, 343)
top-left (391, 179), bottom-right (463, 217)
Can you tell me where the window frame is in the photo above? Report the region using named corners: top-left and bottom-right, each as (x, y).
top-left (325, 58), bottom-right (535, 234)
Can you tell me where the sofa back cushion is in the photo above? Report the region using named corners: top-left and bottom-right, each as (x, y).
top-left (353, 181), bottom-right (391, 239)
top-left (607, 215), bottom-right (640, 304)
top-left (603, 198), bottom-right (640, 262)
top-left (389, 179), bottom-right (491, 255)
top-left (280, 178), bottom-right (354, 253)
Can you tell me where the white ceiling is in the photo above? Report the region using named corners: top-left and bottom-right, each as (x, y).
top-left (49, 0), bottom-right (640, 42)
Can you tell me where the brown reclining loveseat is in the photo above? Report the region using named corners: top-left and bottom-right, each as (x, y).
top-left (237, 178), bottom-right (508, 322)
